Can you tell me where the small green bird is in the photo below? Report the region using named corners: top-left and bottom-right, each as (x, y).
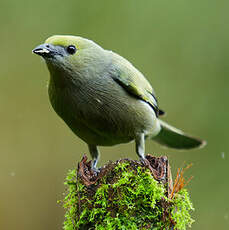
top-left (33, 35), bottom-right (205, 171)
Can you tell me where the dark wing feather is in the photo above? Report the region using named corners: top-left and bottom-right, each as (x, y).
top-left (109, 52), bottom-right (165, 117)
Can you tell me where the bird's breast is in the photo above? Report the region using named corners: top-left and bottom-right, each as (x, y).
top-left (48, 75), bottom-right (159, 146)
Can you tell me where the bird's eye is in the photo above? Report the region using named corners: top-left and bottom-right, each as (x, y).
top-left (66, 45), bottom-right (77, 55)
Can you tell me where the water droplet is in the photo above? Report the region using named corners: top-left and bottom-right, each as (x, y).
top-left (10, 172), bottom-right (15, 177)
top-left (221, 152), bottom-right (225, 159)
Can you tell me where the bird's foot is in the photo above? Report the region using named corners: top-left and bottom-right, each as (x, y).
top-left (140, 157), bottom-right (159, 179)
top-left (78, 155), bottom-right (100, 186)
top-left (91, 166), bottom-right (100, 175)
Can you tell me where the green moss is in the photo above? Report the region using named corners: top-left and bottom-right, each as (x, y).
top-left (62, 161), bottom-right (194, 230)
top-left (170, 189), bottom-right (194, 229)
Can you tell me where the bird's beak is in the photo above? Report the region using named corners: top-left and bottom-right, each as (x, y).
top-left (33, 44), bottom-right (49, 55)
top-left (32, 44), bottom-right (53, 58)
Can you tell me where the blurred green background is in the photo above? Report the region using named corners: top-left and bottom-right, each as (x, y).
top-left (0, 0), bottom-right (228, 229)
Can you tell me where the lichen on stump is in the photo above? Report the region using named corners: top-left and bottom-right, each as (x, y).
top-left (63, 155), bottom-right (194, 230)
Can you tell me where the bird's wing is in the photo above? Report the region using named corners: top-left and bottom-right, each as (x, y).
top-left (109, 52), bottom-right (163, 117)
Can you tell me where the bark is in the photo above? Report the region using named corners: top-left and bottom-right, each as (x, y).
top-left (63, 155), bottom-right (194, 230)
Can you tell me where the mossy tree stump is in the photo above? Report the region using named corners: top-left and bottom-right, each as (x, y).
top-left (63, 155), bottom-right (194, 230)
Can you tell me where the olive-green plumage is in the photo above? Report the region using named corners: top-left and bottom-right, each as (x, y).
top-left (33, 35), bottom-right (205, 170)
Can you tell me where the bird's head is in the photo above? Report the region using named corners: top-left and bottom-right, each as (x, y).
top-left (33, 35), bottom-right (106, 75)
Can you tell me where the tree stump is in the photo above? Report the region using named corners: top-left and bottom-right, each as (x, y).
top-left (63, 154), bottom-right (194, 230)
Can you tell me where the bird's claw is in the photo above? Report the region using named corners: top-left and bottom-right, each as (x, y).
top-left (140, 157), bottom-right (158, 179)
top-left (78, 155), bottom-right (100, 186)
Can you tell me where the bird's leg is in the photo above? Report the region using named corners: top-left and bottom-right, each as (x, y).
top-left (135, 133), bottom-right (146, 161)
top-left (135, 133), bottom-right (157, 177)
top-left (88, 144), bottom-right (100, 172)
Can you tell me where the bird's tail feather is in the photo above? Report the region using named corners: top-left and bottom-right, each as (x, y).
top-left (153, 120), bottom-right (206, 149)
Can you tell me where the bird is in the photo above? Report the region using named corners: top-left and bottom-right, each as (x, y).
top-left (33, 35), bottom-right (206, 171)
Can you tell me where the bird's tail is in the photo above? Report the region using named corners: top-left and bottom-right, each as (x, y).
top-left (153, 119), bottom-right (206, 149)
